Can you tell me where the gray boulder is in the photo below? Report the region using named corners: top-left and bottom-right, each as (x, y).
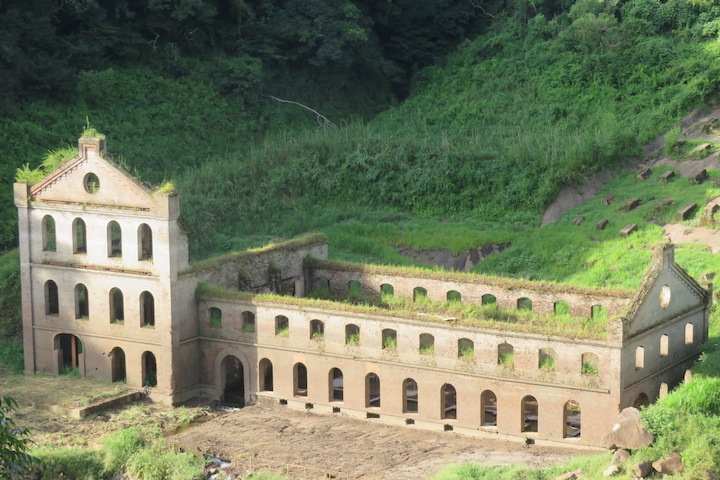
top-left (602, 407), bottom-right (655, 450)
top-left (633, 460), bottom-right (653, 477)
top-left (653, 452), bottom-right (684, 475)
top-left (611, 449), bottom-right (631, 466)
top-left (555, 468), bottom-right (582, 480)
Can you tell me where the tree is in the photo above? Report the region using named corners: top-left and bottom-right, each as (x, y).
top-left (0, 396), bottom-right (37, 478)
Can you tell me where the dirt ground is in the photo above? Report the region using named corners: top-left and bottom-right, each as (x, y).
top-left (170, 403), bottom-right (592, 480)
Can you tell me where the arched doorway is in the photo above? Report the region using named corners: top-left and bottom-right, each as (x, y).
top-left (110, 347), bottom-right (126, 382)
top-left (221, 355), bottom-right (245, 407)
top-left (259, 358), bottom-right (273, 391)
top-left (633, 392), bottom-right (650, 408)
top-left (521, 395), bottom-right (538, 433)
top-left (142, 351), bottom-right (157, 387)
top-left (55, 334), bottom-right (83, 375)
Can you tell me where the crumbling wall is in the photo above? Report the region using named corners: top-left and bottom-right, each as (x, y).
top-left (309, 260), bottom-right (632, 318)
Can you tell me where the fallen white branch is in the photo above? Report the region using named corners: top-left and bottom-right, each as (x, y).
top-left (266, 95), bottom-right (336, 129)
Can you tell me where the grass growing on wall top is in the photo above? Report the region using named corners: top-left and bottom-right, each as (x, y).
top-left (198, 283), bottom-right (609, 340)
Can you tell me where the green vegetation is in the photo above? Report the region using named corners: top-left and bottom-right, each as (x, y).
top-left (498, 352), bottom-right (515, 368)
top-left (459, 347), bottom-right (475, 362)
top-left (202, 283), bottom-right (610, 340)
top-left (539, 356), bottom-right (556, 371)
top-left (15, 146), bottom-right (78, 186)
top-left (31, 428), bottom-right (204, 480)
top-left (581, 362), bottom-right (599, 376)
top-left (382, 336), bottom-right (398, 350)
top-left (346, 333), bottom-right (361, 346)
top-left (0, 396), bottom-right (38, 477)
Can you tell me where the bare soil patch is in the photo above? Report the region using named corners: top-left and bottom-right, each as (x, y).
top-left (541, 171), bottom-right (614, 226)
top-left (170, 403), bottom-right (590, 480)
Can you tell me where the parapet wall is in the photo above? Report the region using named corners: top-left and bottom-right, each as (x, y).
top-left (309, 260), bottom-right (633, 319)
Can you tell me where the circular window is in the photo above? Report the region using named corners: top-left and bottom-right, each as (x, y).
top-left (660, 285), bottom-right (671, 308)
top-left (84, 173), bottom-right (100, 193)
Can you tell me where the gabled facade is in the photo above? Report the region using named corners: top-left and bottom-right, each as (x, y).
top-left (14, 136), bottom-right (188, 402)
top-left (14, 136), bottom-right (711, 446)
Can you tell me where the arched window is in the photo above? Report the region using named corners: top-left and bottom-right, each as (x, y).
top-left (419, 333), bottom-right (435, 355)
top-left (366, 373), bottom-right (380, 407)
top-left (441, 384), bottom-right (457, 419)
top-left (259, 358), bottom-right (273, 391)
top-left (481, 390), bottom-right (497, 426)
top-left (413, 287), bottom-right (428, 302)
top-left (42, 215), bottom-right (56, 252)
top-left (45, 280), bottom-right (59, 316)
top-left (660, 334), bottom-right (669, 357)
top-left (581, 352), bottom-right (599, 375)
top-left (591, 305), bottom-right (607, 319)
top-left (380, 284), bottom-right (394, 296)
top-left (538, 348), bottom-right (556, 371)
top-left (138, 224), bottom-right (153, 260)
top-left (521, 395), bottom-right (538, 433)
top-left (447, 290), bottom-right (461, 302)
top-left (684, 369), bottom-right (693, 383)
top-left (554, 301), bottom-right (569, 316)
top-left (140, 291), bottom-right (155, 327)
top-left (685, 323), bottom-right (695, 345)
top-left (310, 319), bottom-right (324, 340)
top-left (242, 311), bottom-right (255, 332)
top-left (660, 285), bottom-right (671, 308)
top-left (330, 368), bottom-right (343, 402)
top-left (72, 218), bottom-right (87, 254)
top-left (209, 307), bottom-right (222, 328)
top-left (109, 288), bottom-right (124, 323)
top-left (659, 383), bottom-right (669, 398)
top-left (564, 400), bottom-right (581, 438)
top-left (498, 343), bottom-right (514, 367)
top-left (275, 315), bottom-right (289, 336)
top-left (345, 324), bottom-right (360, 345)
top-left (293, 363), bottom-right (307, 397)
top-left (403, 378), bottom-right (418, 413)
top-left (481, 294), bottom-right (497, 305)
top-left (635, 346), bottom-right (645, 369)
top-left (142, 351), bottom-right (157, 387)
top-left (382, 328), bottom-right (397, 350)
top-left (74, 284), bottom-right (89, 319)
top-left (517, 297), bottom-right (532, 311)
top-left (107, 221), bottom-right (122, 257)
top-left (458, 338), bottom-right (474, 360)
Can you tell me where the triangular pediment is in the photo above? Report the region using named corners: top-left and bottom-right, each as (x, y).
top-left (30, 138), bottom-right (155, 211)
top-left (624, 244), bottom-right (708, 339)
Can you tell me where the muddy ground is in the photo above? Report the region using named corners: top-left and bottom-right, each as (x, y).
top-left (171, 403), bottom-right (592, 480)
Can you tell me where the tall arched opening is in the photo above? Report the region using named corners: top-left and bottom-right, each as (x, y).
top-left (55, 333), bottom-right (83, 375)
top-left (142, 351), bottom-right (158, 387)
top-left (221, 355), bottom-right (245, 407)
top-left (110, 347), bottom-right (126, 382)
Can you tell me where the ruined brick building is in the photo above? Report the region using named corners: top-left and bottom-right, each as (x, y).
top-left (14, 136), bottom-right (711, 446)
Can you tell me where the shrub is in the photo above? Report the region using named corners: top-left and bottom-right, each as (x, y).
top-left (125, 440), bottom-right (203, 480)
top-left (101, 428), bottom-right (143, 474)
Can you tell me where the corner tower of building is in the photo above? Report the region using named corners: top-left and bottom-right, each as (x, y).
top-left (14, 135), bottom-right (189, 403)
